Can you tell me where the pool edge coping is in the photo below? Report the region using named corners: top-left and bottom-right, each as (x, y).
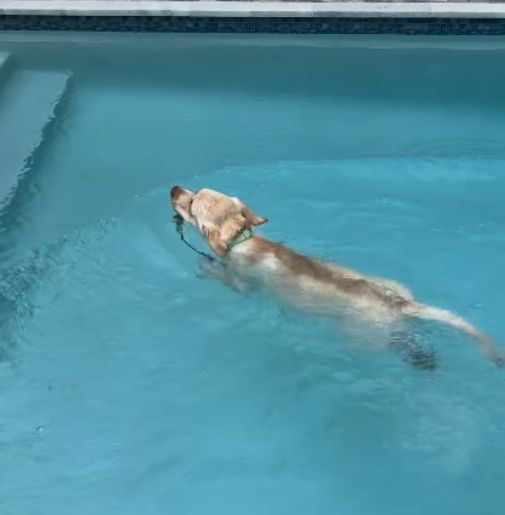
top-left (3, 1), bottom-right (505, 20)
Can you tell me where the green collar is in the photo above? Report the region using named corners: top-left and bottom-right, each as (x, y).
top-left (229, 228), bottom-right (253, 249)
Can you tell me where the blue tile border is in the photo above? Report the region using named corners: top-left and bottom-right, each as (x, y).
top-left (1, 15), bottom-right (505, 35)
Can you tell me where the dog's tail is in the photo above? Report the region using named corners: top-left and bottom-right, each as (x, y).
top-left (403, 302), bottom-right (504, 367)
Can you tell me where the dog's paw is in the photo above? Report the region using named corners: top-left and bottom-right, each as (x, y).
top-left (489, 349), bottom-right (505, 368)
top-left (197, 257), bottom-right (220, 279)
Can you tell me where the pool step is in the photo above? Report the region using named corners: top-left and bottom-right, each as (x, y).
top-left (0, 51), bottom-right (11, 87)
top-left (0, 68), bottom-right (70, 208)
top-left (0, 51), bottom-right (10, 73)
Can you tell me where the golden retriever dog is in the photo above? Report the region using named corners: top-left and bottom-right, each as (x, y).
top-left (171, 185), bottom-right (504, 369)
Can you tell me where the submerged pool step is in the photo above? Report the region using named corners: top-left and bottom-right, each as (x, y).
top-left (0, 51), bottom-right (10, 74)
top-left (0, 68), bottom-right (70, 208)
top-left (0, 51), bottom-right (11, 87)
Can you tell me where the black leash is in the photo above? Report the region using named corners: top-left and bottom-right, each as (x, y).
top-left (173, 214), bottom-right (216, 262)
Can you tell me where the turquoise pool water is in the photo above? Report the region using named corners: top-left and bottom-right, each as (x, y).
top-left (1, 33), bottom-right (505, 515)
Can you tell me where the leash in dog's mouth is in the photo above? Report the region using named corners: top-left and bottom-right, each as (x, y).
top-left (173, 213), bottom-right (216, 262)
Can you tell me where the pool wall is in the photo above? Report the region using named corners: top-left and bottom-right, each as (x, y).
top-left (3, 2), bottom-right (505, 35)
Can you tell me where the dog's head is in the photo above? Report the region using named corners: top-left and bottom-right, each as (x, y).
top-left (170, 186), bottom-right (268, 257)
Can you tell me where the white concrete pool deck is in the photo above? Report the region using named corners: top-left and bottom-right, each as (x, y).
top-left (2, 1), bottom-right (505, 19)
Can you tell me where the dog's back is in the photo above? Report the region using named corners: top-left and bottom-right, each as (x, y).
top-left (231, 236), bottom-right (413, 319)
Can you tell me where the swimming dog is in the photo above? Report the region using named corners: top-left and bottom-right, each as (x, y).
top-left (171, 185), bottom-right (504, 369)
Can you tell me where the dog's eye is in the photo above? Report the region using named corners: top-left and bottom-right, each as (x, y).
top-left (188, 198), bottom-right (194, 215)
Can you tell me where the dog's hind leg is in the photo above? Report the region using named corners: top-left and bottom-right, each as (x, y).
top-left (389, 329), bottom-right (437, 371)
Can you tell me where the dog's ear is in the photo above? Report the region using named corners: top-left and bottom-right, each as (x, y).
top-left (235, 200), bottom-right (268, 227)
top-left (203, 226), bottom-right (228, 257)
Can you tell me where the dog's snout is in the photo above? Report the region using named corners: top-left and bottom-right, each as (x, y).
top-left (171, 185), bottom-right (183, 201)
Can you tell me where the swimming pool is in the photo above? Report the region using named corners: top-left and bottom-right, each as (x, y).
top-left (1, 32), bottom-right (505, 515)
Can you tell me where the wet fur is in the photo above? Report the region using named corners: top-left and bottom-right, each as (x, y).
top-left (241, 236), bottom-right (410, 309)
